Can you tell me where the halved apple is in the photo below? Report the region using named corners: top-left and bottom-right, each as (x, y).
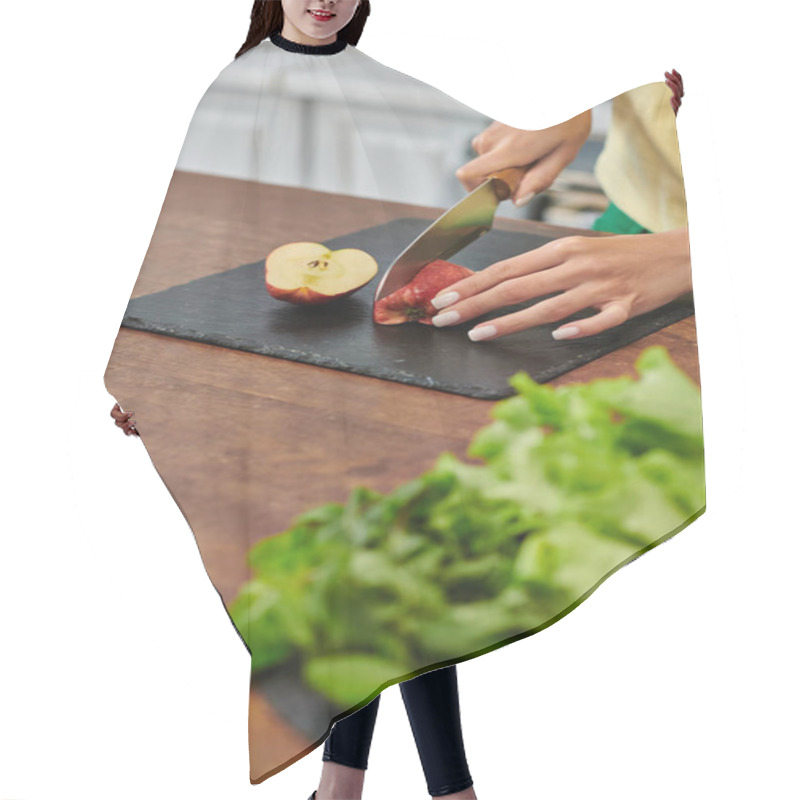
top-left (373, 259), bottom-right (475, 325)
top-left (265, 242), bottom-right (378, 305)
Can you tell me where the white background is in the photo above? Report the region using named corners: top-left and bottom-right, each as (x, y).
top-left (1, 1), bottom-right (797, 799)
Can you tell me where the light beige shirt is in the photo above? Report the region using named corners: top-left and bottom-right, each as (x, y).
top-left (594, 81), bottom-right (688, 233)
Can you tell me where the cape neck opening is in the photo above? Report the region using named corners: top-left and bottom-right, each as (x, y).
top-left (269, 31), bottom-right (348, 56)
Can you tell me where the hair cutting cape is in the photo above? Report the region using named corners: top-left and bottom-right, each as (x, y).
top-left (104, 33), bottom-right (704, 784)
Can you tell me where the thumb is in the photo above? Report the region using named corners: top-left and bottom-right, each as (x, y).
top-left (455, 149), bottom-right (519, 193)
top-left (511, 149), bottom-right (566, 205)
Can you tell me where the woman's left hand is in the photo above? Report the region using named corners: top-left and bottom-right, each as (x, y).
top-left (429, 228), bottom-right (692, 341)
top-left (111, 402), bottom-right (140, 436)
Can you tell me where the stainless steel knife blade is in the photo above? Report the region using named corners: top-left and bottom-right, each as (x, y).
top-left (373, 166), bottom-right (526, 303)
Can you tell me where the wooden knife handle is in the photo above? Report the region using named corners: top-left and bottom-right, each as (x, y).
top-left (488, 166), bottom-right (528, 202)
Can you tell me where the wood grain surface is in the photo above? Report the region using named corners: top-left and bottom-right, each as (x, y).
top-left (104, 170), bottom-right (701, 771)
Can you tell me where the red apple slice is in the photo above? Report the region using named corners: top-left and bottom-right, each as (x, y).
top-left (266, 242), bottom-right (378, 305)
top-left (373, 259), bottom-right (475, 325)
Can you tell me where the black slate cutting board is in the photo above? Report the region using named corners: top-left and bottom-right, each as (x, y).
top-left (122, 217), bottom-right (694, 400)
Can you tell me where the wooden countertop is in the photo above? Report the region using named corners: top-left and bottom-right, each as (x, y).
top-left (104, 170), bottom-right (700, 774)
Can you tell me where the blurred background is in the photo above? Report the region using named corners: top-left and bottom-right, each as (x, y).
top-left (176, 47), bottom-right (613, 229)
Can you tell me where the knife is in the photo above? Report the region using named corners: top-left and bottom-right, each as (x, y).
top-left (373, 166), bottom-right (528, 303)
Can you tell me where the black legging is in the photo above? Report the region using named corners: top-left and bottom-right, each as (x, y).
top-left (322, 664), bottom-right (473, 797)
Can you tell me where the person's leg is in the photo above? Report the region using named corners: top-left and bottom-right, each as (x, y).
top-left (400, 665), bottom-right (476, 799)
top-left (315, 695), bottom-right (382, 800)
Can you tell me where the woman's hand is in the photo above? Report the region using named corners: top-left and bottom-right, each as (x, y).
top-left (665, 69), bottom-right (684, 115)
top-left (455, 111), bottom-right (593, 206)
top-left (429, 228), bottom-right (692, 341)
top-left (110, 403), bottom-right (139, 436)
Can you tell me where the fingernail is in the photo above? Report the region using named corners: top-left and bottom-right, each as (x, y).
top-left (431, 310), bottom-right (461, 327)
top-left (552, 326), bottom-right (580, 340)
top-left (431, 291), bottom-right (460, 310)
top-left (514, 193), bottom-right (534, 207)
top-left (468, 324), bottom-right (497, 341)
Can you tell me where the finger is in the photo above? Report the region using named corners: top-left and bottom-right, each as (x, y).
top-left (111, 404), bottom-right (135, 424)
top-left (465, 286), bottom-right (597, 341)
top-left (115, 410), bottom-right (136, 432)
top-left (455, 148), bottom-right (521, 192)
top-left (470, 129), bottom-right (492, 154)
top-left (470, 120), bottom-right (504, 154)
top-left (551, 301), bottom-right (631, 340)
top-left (456, 131), bottom-right (551, 194)
top-left (665, 78), bottom-right (682, 115)
top-left (666, 79), bottom-right (683, 99)
top-left (431, 238), bottom-right (574, 310)
top-left (511, 144), bottom-right (574, 204)
top-left (432, 261), bottom-right (577, 329)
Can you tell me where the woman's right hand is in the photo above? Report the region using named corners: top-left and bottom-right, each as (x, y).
top-left (110, 403), bottom-right (139, 437)
top-left (455, 110), bottom-right (593, 206)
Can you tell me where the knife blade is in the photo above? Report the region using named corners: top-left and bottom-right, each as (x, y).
top-left (373, 166), bottom-right (527, 302)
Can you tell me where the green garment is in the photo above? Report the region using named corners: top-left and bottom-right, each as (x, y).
top-left (592, 201), bottom-right (651, 235)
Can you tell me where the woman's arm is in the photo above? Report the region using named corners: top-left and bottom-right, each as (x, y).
top-left (441, 74), bottom-right (689, 342)
top-left (430, 228), bottom-right (692, 341)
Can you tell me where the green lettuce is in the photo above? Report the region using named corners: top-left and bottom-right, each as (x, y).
top-left (229, 345), bottom-right (705, 703)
